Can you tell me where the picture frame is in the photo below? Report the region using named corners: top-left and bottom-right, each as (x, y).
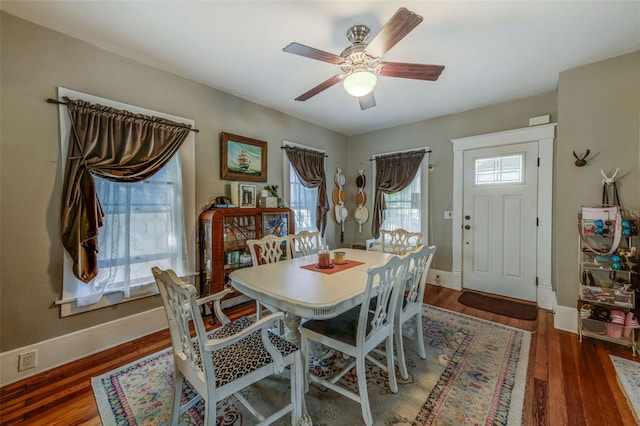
top-left (220, 132), bottom-right (268, 182)
top-left (239, 184), bottom-right (256, 208)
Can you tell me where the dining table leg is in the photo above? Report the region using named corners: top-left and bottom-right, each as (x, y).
top-left (283, 312), bottom-right (302, 346)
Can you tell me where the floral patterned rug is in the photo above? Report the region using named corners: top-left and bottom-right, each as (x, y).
top-left (610, 355), bottom-right (640, 423)
top-left (92, 305), bottom-right (530, 425)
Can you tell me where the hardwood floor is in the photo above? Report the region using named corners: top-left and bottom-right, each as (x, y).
top-left (1, 285), bottom-right (637, 425)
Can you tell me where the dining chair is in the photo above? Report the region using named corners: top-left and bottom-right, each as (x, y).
top-left (380, 228), bottom-right (423, 255)
top-left (394, 244), bottom-right (437, 380)
top-left (290, 230), bottom-right (321, 258)
top-left (247, 234), bottom-right (292, 329)
top-left (152, 267), bottom-right (304, 426)
top-left (300, 255), bottom-right (410, 426)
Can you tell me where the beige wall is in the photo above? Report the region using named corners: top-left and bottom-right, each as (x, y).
top-left (0, 13), bottom-right (347, 351)
top-left (347, 92), bottom-right (558, 271)
top-left (555, 51), bottom-right (640, 308)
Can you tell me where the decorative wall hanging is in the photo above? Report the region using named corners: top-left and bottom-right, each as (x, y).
top-left (221, 132), bottom-right (267, 182)
top-left (573, 150), bottom-right (591, 167)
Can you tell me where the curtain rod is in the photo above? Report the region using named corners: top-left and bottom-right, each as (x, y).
top-left (46, 98), bottom-right (200, 133)
top-left (370, 148), bottom-right (431, 161)
top-left (281, 146), bottom-right (328, 157)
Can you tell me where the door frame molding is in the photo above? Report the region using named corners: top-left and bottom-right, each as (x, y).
top-left (451, 123), bottom-right (556, 309)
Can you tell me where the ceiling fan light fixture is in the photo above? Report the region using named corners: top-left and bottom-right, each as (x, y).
top-left (343, 70), bottom-right (377, 97)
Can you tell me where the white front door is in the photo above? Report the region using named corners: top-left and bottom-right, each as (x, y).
top-left (462, 141), bottom-right (538, 301)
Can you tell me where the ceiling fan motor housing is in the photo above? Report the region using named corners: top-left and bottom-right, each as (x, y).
top-left (341, 26), bottom-right (378, 74)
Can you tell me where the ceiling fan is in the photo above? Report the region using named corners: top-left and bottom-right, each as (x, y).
top-left (283, 7), bottom-right (445, 110)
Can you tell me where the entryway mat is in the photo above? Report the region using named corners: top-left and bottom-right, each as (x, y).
top-left (458, 291), bottom-right (538, 320)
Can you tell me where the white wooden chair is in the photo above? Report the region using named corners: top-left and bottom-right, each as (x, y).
top-left (290, 230), bottom-right (321, 258)
top-left (395, 245), bottom-right (437, 380)
top-left (246, 234), bottom-right (292, 327)
top-left (380, 228), bottom-right (422, 255)
top-left (152, 267), bottom-right (303, 426)
top-left (300, 255), bottom-right (410, 426)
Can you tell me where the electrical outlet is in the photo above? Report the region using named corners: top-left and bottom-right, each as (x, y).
top-left (18, 350), bottom-right (37, 371)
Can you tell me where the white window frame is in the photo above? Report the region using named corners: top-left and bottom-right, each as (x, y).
top-left (281, 140), bottom-right (326, 234)
top-left (371, 147), bottom-right (430, 244)
top-left (55, 88), bottom-right (196, 316)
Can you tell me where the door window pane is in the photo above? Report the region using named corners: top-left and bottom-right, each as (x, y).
top-left (475, 154), bottom-right (524, 185)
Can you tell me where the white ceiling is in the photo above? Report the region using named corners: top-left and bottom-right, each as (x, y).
top-left (2, 1), bottom-right (639, 136)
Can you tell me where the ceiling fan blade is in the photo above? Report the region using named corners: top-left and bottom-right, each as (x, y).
top-left (295, 75), bottom-right (344, 101)
top-left (283, 42), bottom-right (346, 65)
top-left (364, 7), bottom-right (423, 59)
top-left (378, 62), bottom-right (445, 81)
top-left (358, 92), bottom-right (376, 110)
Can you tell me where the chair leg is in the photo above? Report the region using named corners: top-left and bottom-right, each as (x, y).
top-left (301, 334), bottom-right (310, 394)
top-left (172, 367), bottom-right (184, 425)
top-left (256, 301), bottom-right (262, 320)
top-left (356, 357), bottom-right (373, 426)
top-left (204, 398), bottom-right (216, 426)
top-left (395, 323), bottom-right (409, 380)
top-left (415, 313), bottom-right (426, 359)
top-left (385, 335), bottom-right (398, 393)
top-left (291, 351), bottom-right (303, 425)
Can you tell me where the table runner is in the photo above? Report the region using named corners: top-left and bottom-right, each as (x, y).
top-left (301, 260), bottom-right (364, 274)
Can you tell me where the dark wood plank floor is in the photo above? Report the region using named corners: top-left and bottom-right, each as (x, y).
top-left (1, 285), bottom-right (637, 425)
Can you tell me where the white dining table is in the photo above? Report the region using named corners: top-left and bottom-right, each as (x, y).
top-left (229, 248), bottom-right (394, 344)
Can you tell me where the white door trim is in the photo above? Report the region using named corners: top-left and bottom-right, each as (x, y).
top-left (451, 124), bottom-right (556, 309)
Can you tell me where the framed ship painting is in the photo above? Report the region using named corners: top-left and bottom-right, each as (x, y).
top-left (220, 132), bottom-right (268, 182)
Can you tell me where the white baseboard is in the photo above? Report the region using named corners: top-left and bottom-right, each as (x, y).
top-left (554, 304), bottom-right (578, 334)
top-left (537, 285), bottom-right (556, 311)
top-left (428, 269), bottom-right (461, 290)
top-left (0, 307), bottom-right (168, 387)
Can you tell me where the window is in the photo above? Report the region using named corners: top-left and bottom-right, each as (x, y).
top-left (282, 141), bottom-right (324, 233)
top-left (289, 164), bottom-right (318, 231)
top-left (475, 153), bottom-right (524, 185)
top-left (93, 155), bottom-right (187, 290)
top-left (57, 88), bottom-right (195, 316)
top-left (380, 168), bottom-right (422, 233)
top-left (375, 149), bottom-right (430, 238)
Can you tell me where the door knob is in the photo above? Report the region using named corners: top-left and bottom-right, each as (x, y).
top-left (464, 225), bottom-right (471, 230)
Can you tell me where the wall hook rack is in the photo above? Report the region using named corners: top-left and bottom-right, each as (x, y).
top-left (601, 168), bottom-right (620, 185)
top-left (573, 149), bottom-right (590, 167)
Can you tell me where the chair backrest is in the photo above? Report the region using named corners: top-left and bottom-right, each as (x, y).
top-left (152, 267), bottom-right (210, 383)
top-left (290, 230), bottom-right (321, 257)
top-left (403, 245), bottom-right (437, 312)
top-left (247, 234), bottom-right (291, 265)
top-left (359, 255), bottom-right (410, 345)
top-left (381, 228), bottom-right (423, 255)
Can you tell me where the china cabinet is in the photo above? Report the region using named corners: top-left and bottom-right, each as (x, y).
top-left (198, 207), bottom-right (294, 308)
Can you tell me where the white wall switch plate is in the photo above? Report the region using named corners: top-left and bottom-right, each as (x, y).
top-left (444, 211), bottom-right (453, 220)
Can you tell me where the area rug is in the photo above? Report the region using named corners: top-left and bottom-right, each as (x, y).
top-left (610, 355), bottom-right (640, 422)
top-left (458, 291), bottom-right (538, 321)
top-left (92, 305), bottom-right (530, 425)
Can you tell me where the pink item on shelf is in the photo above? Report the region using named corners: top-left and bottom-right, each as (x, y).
top-left (624, 312), bottom-right (639, 337)
top-left (607, 322), bottom-right (623, 339)
top-left (610, 310), bottom-right (626, 325)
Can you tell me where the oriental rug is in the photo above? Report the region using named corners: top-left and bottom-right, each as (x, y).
top-left (92, 305), bottom-right (530, 425)
top-left (610, 355), bottom-right (640, 423)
